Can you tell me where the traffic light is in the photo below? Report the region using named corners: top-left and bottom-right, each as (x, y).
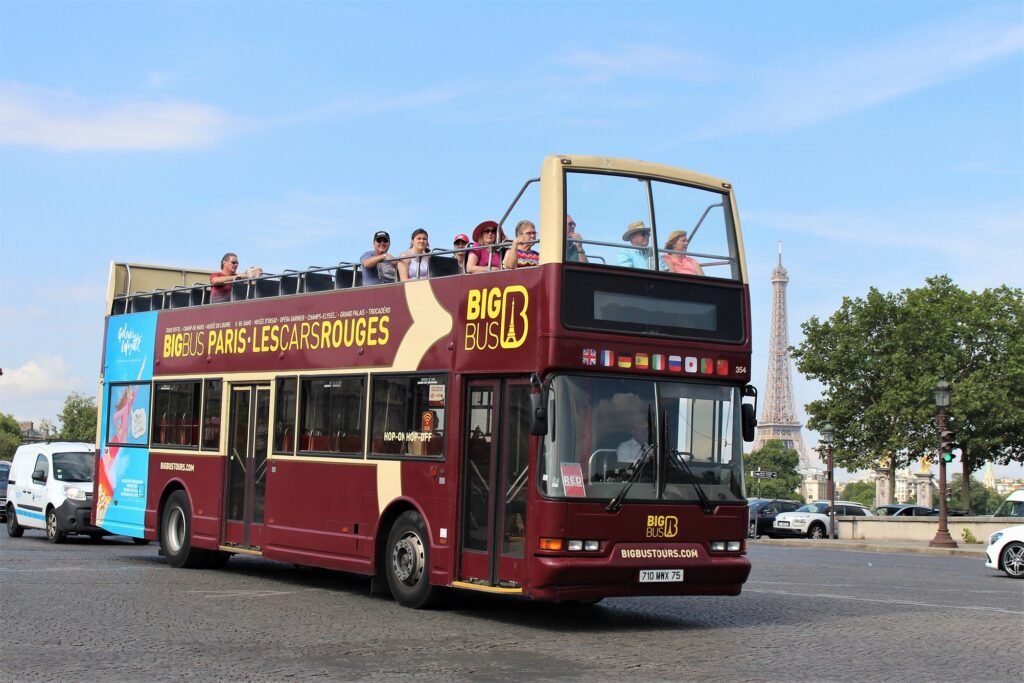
top-left (939, 429), bottom-right (957, 462)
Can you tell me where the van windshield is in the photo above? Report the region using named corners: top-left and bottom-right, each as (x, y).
top-left (53, 452), bottom-right (94, 482)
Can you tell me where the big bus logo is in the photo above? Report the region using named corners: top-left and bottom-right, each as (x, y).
top-left (646, 515), bottom-right (679, 538)
top-left (464, 286), bottom-right (529, 351)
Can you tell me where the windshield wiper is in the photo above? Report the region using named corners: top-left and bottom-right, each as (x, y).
top-left (605, 443), bottom-right (655, 513)
top-left (668, 449), bottom-right (714, 514)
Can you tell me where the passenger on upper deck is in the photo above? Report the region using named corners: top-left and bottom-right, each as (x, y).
top-left (466, 220), bottom-right (506, 273)
top-left (397, 229), bottom-right (431, 281)
top-left (661, 230), bottom-right (705, 276)
top-left (617, 221), bottom-right (655, 269)
top-left (361, 231), bottom-right (398, 285)
top-left (502, 220), bottom-right (539, 270)
top-left (565, 214), bottom-right (587, 263)
top-left (210, 252), bottom-right (261, 303)
top-left (453, 233), bottom-right (470, 272)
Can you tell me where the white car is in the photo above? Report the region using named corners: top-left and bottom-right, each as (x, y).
top-left (985, 524), bottom-right (1024, 579)
top-left (772, 500), bottom-right (873, 539)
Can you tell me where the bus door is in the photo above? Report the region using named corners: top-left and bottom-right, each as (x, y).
top-left (459, 379), bottom-right (531, 589)
top-left (223, 384), bottom-right (270, 550)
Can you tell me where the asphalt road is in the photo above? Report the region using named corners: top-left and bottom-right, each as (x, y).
top-left (1, 530), bottom-right (1020, 682)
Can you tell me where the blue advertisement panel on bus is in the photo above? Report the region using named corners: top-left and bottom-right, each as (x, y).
top-left (97, 311), bottom-right (157, 537)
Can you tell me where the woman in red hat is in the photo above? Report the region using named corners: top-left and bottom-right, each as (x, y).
top-left (466, 220), bottom-right (506, 273)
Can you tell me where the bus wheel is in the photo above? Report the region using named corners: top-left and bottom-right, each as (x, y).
top-left (46, 507), bottom-right (67, 544)
top-left (386, 511), bottom-right (440, 609)
top-left (6, 505), bottom-right (24, 538)
top-left (161, 490), bottom-right (209, 569)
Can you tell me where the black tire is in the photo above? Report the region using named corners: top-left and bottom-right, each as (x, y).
top-left (89, 533), bottom-right (104, 543)
top-left (46, 507), bottom-right (67, 544)
top-left (385, 510), bottom-right (440, 609)
top-left (131, 537), bottom-right (150, 545)
top-left (1000, 542), bottom-right (1024, 579)
top-left (6, 504), bottom-right (23, 538)
top-left (807, 524), bottom-right (825, 540)
top-left (160, 490), bottom-right (210, 569)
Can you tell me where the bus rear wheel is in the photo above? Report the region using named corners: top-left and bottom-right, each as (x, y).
top-left (161, 490), bottom-right (210, 569)
top-left (385, 511), bottom-right (440, 609)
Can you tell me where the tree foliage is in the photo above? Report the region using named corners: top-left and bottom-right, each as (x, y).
top-left (947, 477), bottom-right (1004, 515)
top-left (0, 412), bottom-right (21, 460)
top-left (792, 277), bottom-right (1024, 509)
top-left (745, 440), bottom-right (801, 499)
top-left (57, 392), bottom-right (98, 443)
top-left (838, 480), bottom-right (875, 508)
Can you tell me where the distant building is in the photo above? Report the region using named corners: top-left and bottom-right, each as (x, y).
top-left (18, 421), bottom-right (44, 443)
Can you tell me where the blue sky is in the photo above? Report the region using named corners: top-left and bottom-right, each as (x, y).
top-left (1, 1), bottom-right (1021, 479)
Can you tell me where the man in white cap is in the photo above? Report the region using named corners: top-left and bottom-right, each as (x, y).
top-left (618, 221), bottom-right (654, 269)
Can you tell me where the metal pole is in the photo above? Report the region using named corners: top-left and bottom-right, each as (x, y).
top-left (929, 406), bottom-right (958, 548)
top-left (828, 443), bottom-right (836, 539)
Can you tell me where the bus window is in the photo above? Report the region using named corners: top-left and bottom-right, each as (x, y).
top-left (298, 376), bottom-right (366, 455)
top-left (369, 375), bottom-right (446, 458)
top-left (273, 377), bottom-right (297, 454)
top-left (564, 170), bottom-right (739, 280)
top-left (201, 379), bottom-right (222, 450)
top-left (538, 375), bottom-right (744, 504)
top-left (152, 381), bottom-right (201, 448)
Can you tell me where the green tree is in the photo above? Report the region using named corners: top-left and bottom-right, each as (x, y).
top-left (792, 277), bottom-right (1024, 509)
top-left (947, 476), bottom-right (1004, 515)
top-left (745, 440), bottom-right (801, 499)
top-left (0, 412), bottom-right (21, 460)
top-left (57, 392), bottom-right (98, 443)
top-left (838, 480), bottom-right (876, 508)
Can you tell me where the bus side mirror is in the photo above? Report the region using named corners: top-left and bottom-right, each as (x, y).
top-left (742, 403), bottom-right (757, 442)
top-left (530, 392), bottom-right (547, 436)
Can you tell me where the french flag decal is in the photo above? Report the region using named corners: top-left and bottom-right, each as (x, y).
top-left (600, 350), bottom-right (616, 367)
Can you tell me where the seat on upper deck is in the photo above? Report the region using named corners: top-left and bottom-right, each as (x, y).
top-left (429, 256), bottom-right (461, 278)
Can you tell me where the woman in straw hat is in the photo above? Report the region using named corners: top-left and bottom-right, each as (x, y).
top-left (662, 230), bottom-right (705, 276)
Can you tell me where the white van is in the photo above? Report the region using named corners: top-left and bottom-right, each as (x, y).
top-left (5, 441), bottom-right (101, 543)
top-left (992, 489), bottom-right (1024, 518)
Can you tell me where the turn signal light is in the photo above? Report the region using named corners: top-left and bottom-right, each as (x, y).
top-left (539, 537), bottom-right (564, 551)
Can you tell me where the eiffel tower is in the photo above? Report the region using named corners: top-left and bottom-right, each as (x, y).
top-left (752, 242), bottom-right (814, 469)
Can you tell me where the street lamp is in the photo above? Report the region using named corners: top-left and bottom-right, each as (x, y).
top-left (821, 423), bottom-right (836, 540)
top-left (929, 379), bottom-right (958, 548)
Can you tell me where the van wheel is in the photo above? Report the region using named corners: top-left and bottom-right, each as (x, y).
top-left (160, 490), bottom-right (210, 569)
top-left (6, 505), bottom-right (23, 538)
top-left (385, 510), bottom-right (441, 609)
top-left (46, 508), bottom-right (67, 544)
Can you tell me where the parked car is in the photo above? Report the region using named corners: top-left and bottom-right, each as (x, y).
top-left (873, 504), bottom-right (938, 517)
top-left (992, 489), bottom-right (1024, 518)
top-left (985, 524), bottom-right (1024, 579)
top-left (5, 442), bottom-right (103, 543)
top-left (0, 460), bottom-right (10, 523)
top-left (748, 498), bottom-right (802, 538)
top-left (772, 501), bottom-right (873, 539)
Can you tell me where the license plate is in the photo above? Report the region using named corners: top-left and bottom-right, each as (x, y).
top-left (639, 569), bottom-right (684, 583)
top-left (776, 521), bottom-right (790, 526)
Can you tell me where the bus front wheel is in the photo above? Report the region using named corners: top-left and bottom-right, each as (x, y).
top-left (161, 490), bottom-right (209, 569)
top-left (385, 511), bottom-right (440, 609)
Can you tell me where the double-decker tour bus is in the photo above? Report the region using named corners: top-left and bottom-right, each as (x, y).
top-left (94, 155), bottom-right (757, 607)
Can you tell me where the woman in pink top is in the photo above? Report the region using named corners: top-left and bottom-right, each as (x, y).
top-left (661, 230), bottom-right (705, 276)
top-left (466, 220), bottom-right (507, 273)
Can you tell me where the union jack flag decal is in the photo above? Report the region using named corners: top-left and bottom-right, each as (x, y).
top-left (581, 348), bottom-right (598, 365)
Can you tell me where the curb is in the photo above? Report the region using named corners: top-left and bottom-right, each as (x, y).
top-left (749, 538), bottom-right (987, 559)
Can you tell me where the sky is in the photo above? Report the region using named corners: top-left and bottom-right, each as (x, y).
top-left (1, 1), bottom-right (1022, 480)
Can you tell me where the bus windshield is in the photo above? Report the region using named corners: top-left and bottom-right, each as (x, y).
top-left (539, 375), bottom-right (745, 504)
top-left (564, 169), bottom-right (740, 280)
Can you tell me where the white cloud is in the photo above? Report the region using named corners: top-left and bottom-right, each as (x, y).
top-left (284, 83), bottom-right (473, 126)
top-left (0, 82), bottom-right (235, 151)
top-left (0, 355), bottom-right (81, 402)
top-left (701, 8), bottom-right (1024, 137)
